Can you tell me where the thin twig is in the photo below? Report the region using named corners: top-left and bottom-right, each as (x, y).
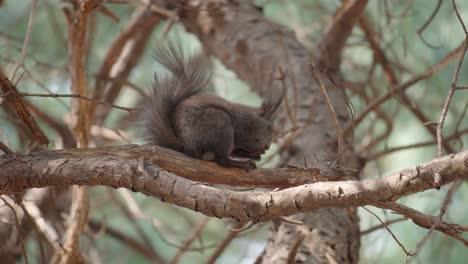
top-left (310, 64), bottom-right (344, 154)
top-left (362, 206), bottom-right (410, 255)
top-left (360, 218), bottom-right (407, 236)
top-left (436, 0), bottom-right (468, 157)
top-left (17, 92), bottom-right (137, 112)
top-left (0, 197), bottom-right (29, 264)
top-left (170, 217), bottom-right (211, 264)
top-left (405, 181), bottom-right (463, 261)
top-left (373, 201), bottom-right (468, 246)
top-left (344, 42), bottom-right (466, 137)
top-left (369, 128), bottom-right (468, 160)
top-left (18, 202), bottom-right (46, 264)
top-left (416, 0), bottom-right (442, 49)
top-left (358, 15), bottom-right (456, 154)
top-left (88, 219), bottom-right (162, 261)
top-left (206, 223), bottom-right (241, 264)
top-left (0, 140), bottom-right (13, 154)
top-left (11, 0), bottom-right (38, 82)
top-left (0, 73), bottom-right (50, 145)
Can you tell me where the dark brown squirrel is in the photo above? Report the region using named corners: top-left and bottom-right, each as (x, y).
top-left (139, 40), bottom-right (284, 170)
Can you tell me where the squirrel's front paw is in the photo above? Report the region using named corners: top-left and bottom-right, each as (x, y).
top-left (243, 160), bottom-right (257, 171)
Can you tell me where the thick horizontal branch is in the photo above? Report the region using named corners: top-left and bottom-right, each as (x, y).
top-left (0, 146), bottom-right (466, 221)
top-left (0, 145), bottom-right (342, 189)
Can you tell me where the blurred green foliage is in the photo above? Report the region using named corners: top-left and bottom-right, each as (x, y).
top-left (0, 0), bottom-right (467, 263)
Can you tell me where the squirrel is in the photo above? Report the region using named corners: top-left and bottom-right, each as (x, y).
top-left (139, 40), bottom-right (284, 170)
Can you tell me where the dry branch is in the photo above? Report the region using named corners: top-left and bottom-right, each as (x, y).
top-left (170, 217), bottom-right (210, 264)
top-left (436, 0), bottom-right (468, 157)
top-left (373, 201), bottom-right (468, 246)
top-left (314, 0), bottom-right (368, 73)
top-left (0, 145), bottom-right (346, 188)
top-left (10, 0), bottom-right (37, 82)
top-left (88, 219), bottom-right (164, 262)
top-left (0, 73), bottom-right (49, 146)
top-left (55, 1), bottom-right (97, 262)
top-left (0, 146), bottom-right (466, 222)
top-left (90, 7), bottom-right (160, 124)
top-left (18, 92), bottom-right (136, 112)
top-left (358, 15), bottom-right (456, 154)
top-left (343, 41), bottom-right (467, 137)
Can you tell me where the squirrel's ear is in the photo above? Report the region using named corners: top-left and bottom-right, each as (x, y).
top-left (258, 87), bottom-right (285, 120)
top-left (258, 101), bottom-right (273, 119)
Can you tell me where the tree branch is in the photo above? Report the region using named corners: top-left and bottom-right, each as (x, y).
top-left (373, 201), bottom-right (468, 246)
top-left (0, 72), bottom-right (49, 146)
top-left (0, 146), bottom-right (466, 222)
top-left (0, 145), bottom-right (347, 189)
top-left (314, 0), bottom-right (368, 73)
top-left (90, 6), bottom-right (160, 124)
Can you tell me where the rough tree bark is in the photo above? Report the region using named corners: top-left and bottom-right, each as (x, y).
top-left (1, 146), bottom-right (466, 221)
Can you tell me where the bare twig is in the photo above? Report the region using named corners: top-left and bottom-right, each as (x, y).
top-left (11, 0), bottom-right (38, 82)
top-left (0, 197), bottom-right (29, 264)
top-left (18, 202), bottom-right (46, 264)
top-left (51, 187), bottom-right (89, 264)
top-left (362, 206), bottom-right (410, 255)
top-left (310, 64), bottom-right (344, 154)
top-left (0, 140), bottom-right (13, 154)
top-left (0, 73), bottom-right (49, 145)
top-left (286, 234), bottom-right (306, 264)
top-left (170, 217), bottom-right (211, 264)
top-left (369, 128), bottom-right (468, 160)
top-left (373, 202), bottom-right (468, 246)
top-left (88, 219), bottom-right (163, 261)
top-left (206, 224), bottom-right (241, 264)
top-left (436, 0), bottom-right (468, 157)
top-left (344, 42), bottom-right (466, 137)
top-left (358, 15), bottom-right (456, 154)
top-left (406, 180), bottom-right (464, 260)
top-left (17, 92), bottom-right (137, 112)
top-left (360, 217), bottom-right (407, 236)
top-left (25, 102), bottom-right (76, 148)
top-left (108, 190), bottom-right (161, 260)
top-left (89, 6), bottom-right (159, 123)
top-left (416, 0), bottom-right (442, 49)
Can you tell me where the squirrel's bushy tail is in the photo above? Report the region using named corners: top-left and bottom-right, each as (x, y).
top-left (140, 39), bottom-right (211, 150)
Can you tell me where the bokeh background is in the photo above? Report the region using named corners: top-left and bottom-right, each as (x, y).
top-left (1, 1), bottom-right (467, 263)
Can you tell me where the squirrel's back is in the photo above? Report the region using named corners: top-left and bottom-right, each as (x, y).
top-left (139, 40), bottom-right (211, 150)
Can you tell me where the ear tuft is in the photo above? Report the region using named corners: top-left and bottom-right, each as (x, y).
top-left (258, 86), bottom-right (285, 120)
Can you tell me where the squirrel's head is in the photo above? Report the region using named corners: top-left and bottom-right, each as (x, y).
top-left (232, 89), bottom-right (284, 160)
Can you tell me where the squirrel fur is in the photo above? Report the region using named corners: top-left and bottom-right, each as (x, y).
top-left (140, 40), bottom-right (283, 170)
